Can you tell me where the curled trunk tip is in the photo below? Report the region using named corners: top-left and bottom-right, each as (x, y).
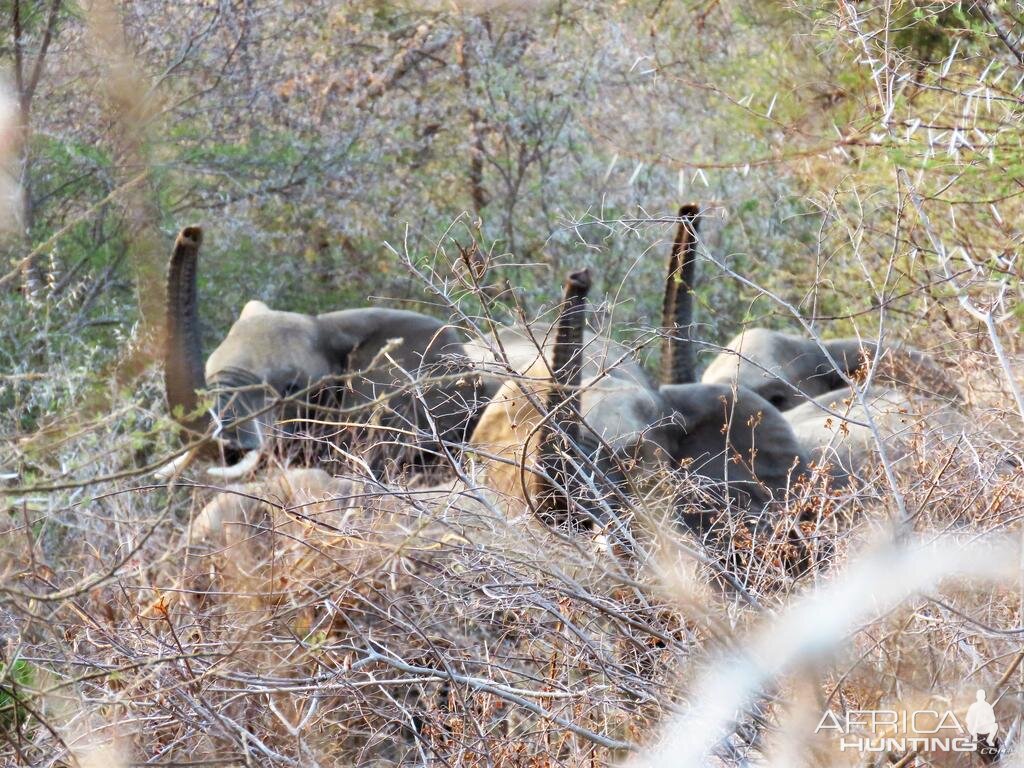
top-left (565, 267), bottom-right (591, 297)
top-left (177, 226), bottom-right (203, 249)
top-left (551, 267), bottom-right (590, 388)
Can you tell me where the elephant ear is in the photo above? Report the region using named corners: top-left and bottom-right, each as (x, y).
top-left (823, 338), bottom-right (960, 402)
top-left (239, 300), bottom-right (271, 320)
top-left (658, 383), bottom-right (731, 435)
top-left (312, 314), bottom-right (362, 371)
top-left (659, 381), bottom-right (809, 486)
top-left (316, 308), bottom-right (462, 373)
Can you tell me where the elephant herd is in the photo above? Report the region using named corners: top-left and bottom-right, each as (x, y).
top-left (160, 208), bottom-right (965, 547)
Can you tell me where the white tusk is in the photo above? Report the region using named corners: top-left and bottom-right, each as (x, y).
top-left (205, 449), bottom-right (261, 481)
top-left (154, 449), bottom-right (199, 481)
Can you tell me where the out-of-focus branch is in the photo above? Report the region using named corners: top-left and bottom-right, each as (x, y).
top-left (978, 2), bottom-right (1024, 66)
top-left (0, 171), bottom-right (148, 292)
top-left (9, 0), bottom-right (64, 294)
top-left (11, 1), bottom-right (25, 103)
top-left (25, 0), bottom-right (63, 103)
top-left (352, 22), bottom-right (455, 109)
top-left (630, 538), bottom-right (1019, 768)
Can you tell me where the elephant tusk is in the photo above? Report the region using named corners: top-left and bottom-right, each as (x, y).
top-left (205, 449), bottom-right (261, 481)
top-left (154, 448), bottom-right (199, 481)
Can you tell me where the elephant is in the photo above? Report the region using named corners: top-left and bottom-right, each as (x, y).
top-left (471, 268), bottom-right (668, 527)
top-left (648, 204), bottom-right (967, 486)
top-left (687, 246), bottom-right (962, 478)
top-left (700, 328), bottom-right (961, 413)
top-left (661, 210), bottom-right (966, 484)
top-left (533, 268), bottom-right (593, 525)
top-left (654, 206), bottom-right (811, 530)
top-left (659, 204), bottom-right (700, 386)
top-left (162, 226), bottom-right (489, 480)
top-left (185, 467), bottom-right (358, 606)
top-left (471, 207), bottom-right (811, 537)
top-left (783, 385), bottom-right (966, 481)
top-left (469, 280), bottom-right (673, 520)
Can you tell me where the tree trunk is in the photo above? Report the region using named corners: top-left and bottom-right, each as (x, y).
top-left (11, 0), bottom-right (64, 297)
top-left (456, 32), bottom-right (488, 217)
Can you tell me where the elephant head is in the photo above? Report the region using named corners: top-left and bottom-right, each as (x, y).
top-left (653, 206), bottom-right (810, 532)
top-left (700, 329), bottom-right (960, 413)
top-left (654, 382), bottom-right (808, 531)
top-left (468, 272), bottom-right (668, 519)
top-left (783, 384), bottom-right (967, 483)
top-left (163, 226), bottom-right (484, 479)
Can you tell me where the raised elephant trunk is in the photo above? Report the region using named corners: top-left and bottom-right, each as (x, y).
top-left (165, 226), bottom-right (211, 434)
top-left (661, 204), bottom-right (700, 386)
top-left (537, 268), bottom-right (590, 526)
top-left (547, 267), bottom-right (590, 434)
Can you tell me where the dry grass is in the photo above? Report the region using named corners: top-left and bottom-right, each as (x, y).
top-left (2, 330), bottom-right (1024, 768)
top-left (4, 227), bottom-right (1024, 766)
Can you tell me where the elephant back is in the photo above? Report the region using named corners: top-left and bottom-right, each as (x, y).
top-left (784, 385), bottom-right (965, 480)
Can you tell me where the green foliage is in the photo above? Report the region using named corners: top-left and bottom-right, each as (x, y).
top-left (891, 1), bottom-right (985, 63)
top-left (0, 659), bottom-right (36, 733)
top-left (1, 0), bottom-right (1022, 443)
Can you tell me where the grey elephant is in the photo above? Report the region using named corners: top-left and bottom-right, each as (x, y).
top-left (471, 207), bottom-right (811, 537)
top-left (687, 226), bottom-right (961, 478)
top-left (783, 385), bottom-right (966, 481)
top-left (700, 327), bottom-right (961, 413)
top-left (467, 286), bottom-right (668, 525)
top-left (654, 206), bottom-right (810, 530)
top-left (162, 226), bottom-right (489, 479)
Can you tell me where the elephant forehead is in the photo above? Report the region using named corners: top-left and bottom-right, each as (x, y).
top-left (206, 313), bottom-right (329, 381)
top-left (701, 353), bottom-right (756, 385)
top-left (702, 329), bottom-right (804, 385)
top-left (580, 379), bottom-right (664, 441)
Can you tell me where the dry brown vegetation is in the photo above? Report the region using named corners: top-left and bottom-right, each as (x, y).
top-left (5, 1), bottom-right (1024, 767)
top-left (3, 342), bottom-right (1024, 766)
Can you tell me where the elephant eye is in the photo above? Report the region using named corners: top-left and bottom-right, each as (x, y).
top-left (768, 393), bottom-right (788, 409)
